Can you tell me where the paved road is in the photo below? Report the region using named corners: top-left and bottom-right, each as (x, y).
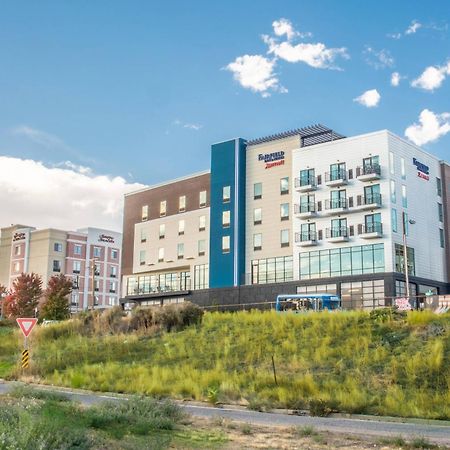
top-left (1, 381), bottom-right (449, 445)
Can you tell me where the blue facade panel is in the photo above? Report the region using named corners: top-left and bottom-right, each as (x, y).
top-left (209, 138), bottom-right (246, 288)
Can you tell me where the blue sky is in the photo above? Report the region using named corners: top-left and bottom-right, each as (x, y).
top-left (0, 1), bottom-right (449, 230)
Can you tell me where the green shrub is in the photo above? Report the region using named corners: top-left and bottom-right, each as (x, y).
top-left (309, 399), bottom-right (333, 417)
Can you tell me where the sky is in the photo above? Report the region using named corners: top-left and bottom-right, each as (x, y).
top-left (0, 0), bottom-right (449, 231)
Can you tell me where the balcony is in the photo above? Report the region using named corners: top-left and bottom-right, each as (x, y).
top-left (326, 227), bottom-right (349, 242)
top-left (294, 203), bottom-right (317, 219)
top-left (358, 222), bottom-right (383, 239)
top-left (325, 170), bottom-right (348, 187)
top-left (295, 231), bottom-right (318, 247)
top-left (356, 164), bottom-right (381, 181)
top-left (324, 198), bottom-right (348, 215)
top-left (294, 177), bottom-right (317, 193)
top-left (354, 193), bottom-right (382, 211)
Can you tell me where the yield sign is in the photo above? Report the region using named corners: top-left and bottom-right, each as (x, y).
top-left (16, 318), bottom-right (38, 337)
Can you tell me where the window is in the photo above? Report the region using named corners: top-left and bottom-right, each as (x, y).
top-left (280, 203), bottom-right (289, 221)
top-left (93, 247), bottom-right (101, 258)
top-left (199, 190), bottom-right (207, 207)
top-left (395, 244), bottom-right (415, 275)
top-left (341, 280), bottom-right (385, 309)
top-left (253, 233), bottom-right (262, 251)
top-left (254, 182), bottom-right (262, 200)
top-left (74, 244), bottom-right (82, 255)
top-left (364, 184), bottom-right (380, 204)
top-left (401, 185), bottom-right (407, 208)
top-left (71, 292), bottom-right (79, 305)
top-left (251, 256), bottom-right (293, 284)
top-left (330, 218), bottom-right (347, 237)
top-left (179, 195), bottom-right (186, 212)
top-left (194, 264), bottom-right (209, 289)
top-left (222, 236), bottom-right (230, 253)
top-left (436, 177), bottom-right (442, 197)
top-left (299, 194), bottom-right (315, 213)
top-left (280, 177), bottom-right (289, 195)
top-left (391, 208), bottom-right (398, 233)
top-left (54, 243), bottom-right (62, 252)
top-left (299, 169), bottom-right (315, 186)
top-left (329, 189), bottom-right (346, 209)
top-left (222, 211), bottom-right (231, 228)
top-left (159, 224), bottom-right (165, 239)
top-left (364, 213), bottom-right (382, 233)
top-left (199, 215), bottom-right (206, 231)
top-left (53, 260), bottom-right (61, 272)
top-left (362, 155), bottom-right (379, 174)
top-left (178, 220), bottom-right (185, 235)
top-left (111, 249), bottom-right (118, 259)
top-left (300, 222), bottom-right (316, 241)
top-left (401, 157), bottom-right (406, 179)
top-left (223, 186), bottom-right (231, 203)
top-left (73, 261), bottom-right (81, 274)
top-left (329, 162), bottom-right (346, 181)
top-left (403, 212), bottom-right (409, 236)
top-left (139, 250), bottom-right (146, 265)
top-left (13, 262), bottom-right (20, 273)
top-left (142, 205), bottom-right (148, 221)
top-left (108, 297), bottom-right (116, 306)
top-left (158, 247), bottom-right (164, 262)
top-left (177, 243), bottom-right (184, 259)
top-left (281, 229), bottom-right (289, 247)
top-left (94, 263), bottom-right (100, 276)
top-left (390, 180), bottom-right (396, 203)
top-left (440, 229), bottom-right (445, 248)
top-left (395, 280), bottom-right (417, 298)
top-left (110, 265), bottom-right (117, 277)
top-left (160, 200), bottom-right (167, 217)
top-left (94, 279), bottom-right (99, 293)
top-left (254, 208), bottom-right (262, 225)
top-left (139, 228), bottom-right (147, 243)
top-left (438, 203), bottom-right (443, 222)
top-left (14, 245), bottom-right (21, 256)
top-left (389, 152), bottom-right (394, 174)
top-left (110, 281), bottom-right (117, 293)
top-left (299, 244), bottom-right (385, 280)
top-left (198, 239), bottom-right (206, 256)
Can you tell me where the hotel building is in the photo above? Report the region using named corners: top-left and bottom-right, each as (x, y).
top-left (0, 225), bottom-right (122, 311)
top-left (121, 125), bottom-right (450, 309)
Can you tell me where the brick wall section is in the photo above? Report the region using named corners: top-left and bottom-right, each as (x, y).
top-left (121, 173), bottom-right (210, 276)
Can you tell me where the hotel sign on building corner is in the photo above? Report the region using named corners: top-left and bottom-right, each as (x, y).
top-left (99, 234), bottom-right (115, 243)
top-left (413, 158), bottom-right (430, 181)
top-left (258, 151), bottom-right (285, 169)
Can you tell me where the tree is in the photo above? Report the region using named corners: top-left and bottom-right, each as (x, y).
top-left (3, 273), bottom-right (43, 318)
top-left (0, 283), bottom-right (7, 319)
top-left (41, 274), bottom-right (72, 320)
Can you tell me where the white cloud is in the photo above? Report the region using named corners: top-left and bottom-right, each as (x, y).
top-left (265, 37), bottom-right (349, 69)
top-left (271, 18), bottom-right (311, 40)
top-left (391, 72), bottom-right (401, 86)
top-left (12, 126), bottom-right (65, 149)
top-left (173, 119), bottom-right (203, 131)
top-left (411, 61), bottom-right (450, 91)
top-left (405, 20), bottom-right (422, 35)
top-left (405, 109), bottom-right (450, 146)
top-left (353, 89), bottom-right (381, 108)
top-left (363, 47), bottom-right (394, 69)
top-left (225, 54), bottom-right (285, 97)
top-left (0, 156), bottom-right (145, 231)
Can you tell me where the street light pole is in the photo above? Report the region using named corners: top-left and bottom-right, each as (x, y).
top-left (402, 212), bottom-right (416, 308)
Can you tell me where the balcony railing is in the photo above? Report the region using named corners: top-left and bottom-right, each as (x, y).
top-left (359, 222), bottom-right (383, 234)
top-left (326, 227), bottom-right (348, 238)
top-left (325, 170), bottom-right (347, 182)
top-left (294, 203), bottom-right (316, 214)
top-left (295, 177), bottom-right (316, 188)
top-left (356, 164), bottom-right (381, 177)
top-left (325, 198), bottom-right (347, 210)
top-left (357, 193), bottom-right (382, 206)
top-left (295, 231), bottom-right (317, 242)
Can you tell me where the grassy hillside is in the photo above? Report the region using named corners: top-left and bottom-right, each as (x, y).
top-left (1, 308), bottom-right (449, 419)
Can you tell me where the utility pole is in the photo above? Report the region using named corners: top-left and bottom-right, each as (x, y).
top-left (90, 258), bottom-right (98, 310)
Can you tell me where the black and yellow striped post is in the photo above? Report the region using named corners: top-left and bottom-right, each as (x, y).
top-left (21, 349), bottom-right (29, 369)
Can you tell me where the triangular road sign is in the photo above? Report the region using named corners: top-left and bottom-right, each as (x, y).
top-left (16, 318), bottom-right (38, 337)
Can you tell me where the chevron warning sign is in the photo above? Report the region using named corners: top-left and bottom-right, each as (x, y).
top-left (21, 349), bottom-right (29, 369)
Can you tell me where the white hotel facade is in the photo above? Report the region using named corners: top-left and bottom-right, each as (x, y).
top-left (121, 125), bottom-right (449, 309)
